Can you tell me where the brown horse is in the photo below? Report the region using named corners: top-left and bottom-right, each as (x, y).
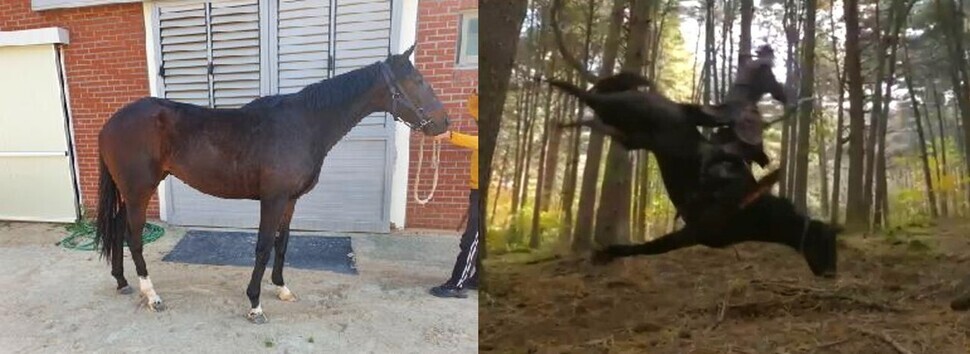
top-left (95, 45), bottom-right (448, 323)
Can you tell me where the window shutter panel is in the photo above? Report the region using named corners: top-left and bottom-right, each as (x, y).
top-left (209, 0), bottom-right (261, 108)
top-left (158, 3), bottom-right (210, 107)
top-left (276, 0), bottom-right (331, 94)
top-left (334, 0), bottom-right (391, 127)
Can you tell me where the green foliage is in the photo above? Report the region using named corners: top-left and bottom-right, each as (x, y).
top-left (487, 208), bottom-right (566, 254)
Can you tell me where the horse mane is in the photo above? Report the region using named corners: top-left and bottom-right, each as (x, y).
top-left (294, 62), bottom-right (384, 111)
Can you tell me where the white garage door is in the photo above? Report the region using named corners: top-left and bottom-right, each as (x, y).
top-left (0, 44), bottom-right (79, 222)
top-left (154, 0), bottom-right (394, 232)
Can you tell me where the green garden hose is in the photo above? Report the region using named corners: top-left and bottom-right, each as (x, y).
top-left (58, 221), bottom-right (164, 251)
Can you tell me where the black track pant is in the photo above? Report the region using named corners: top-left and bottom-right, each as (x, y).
top-left (445, 189), bottom-right (479, 288)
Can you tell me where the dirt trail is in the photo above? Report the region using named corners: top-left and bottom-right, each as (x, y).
top-left (481, 220), bottom-right (970, 353)
top-left (0, 222), bottom-right (477, 353)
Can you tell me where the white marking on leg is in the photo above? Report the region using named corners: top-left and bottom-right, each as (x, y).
top-left (139, 276), bottom-right (163, 309)
top-left (249, 304), bottom-right (263, 316)
top-left (277, 285), bottom-right (297, 302)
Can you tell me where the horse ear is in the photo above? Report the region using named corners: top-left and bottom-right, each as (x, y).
top-left (402, 44), bottom-right (416, 59)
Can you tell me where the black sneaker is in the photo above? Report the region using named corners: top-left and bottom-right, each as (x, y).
top-left (430, 285), bottom-right (467, 298)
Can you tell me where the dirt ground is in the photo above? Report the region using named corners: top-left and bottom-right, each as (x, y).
top-left (0, 221), bottom-right (477, 353)
top-left (481, 219), bottom-right (970, 353)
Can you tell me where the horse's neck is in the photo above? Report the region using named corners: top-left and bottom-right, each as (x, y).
top-left (301, 68), bottom-right (387, 153)
top-left (315, 87), bottom-right (382, 141)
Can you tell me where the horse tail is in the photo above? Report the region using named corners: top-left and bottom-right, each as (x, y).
top-left (591, 72), bottom-right (654, 93)
top-left (95, 155), bottom-right (127, 263)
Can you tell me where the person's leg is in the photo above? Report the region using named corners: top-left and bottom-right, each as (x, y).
top-left (431, 189), bottom-right (480, 298)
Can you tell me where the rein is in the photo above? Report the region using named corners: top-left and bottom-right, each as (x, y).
top-left (412, 135), bottom-right (441, 204)
top-left (379, 62), bottom-right (440, 131)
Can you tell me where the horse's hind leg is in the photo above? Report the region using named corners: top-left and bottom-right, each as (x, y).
top-left (272, 200), bottom-right (297, 302)
top-left (246, 197), bottom-right (289, 324)
top-left (124, 187), bottom-right (164, 311)
top-left (112, 239), bottom-right (132, 294)
top-left (593, 227), bottom-right (701, 264)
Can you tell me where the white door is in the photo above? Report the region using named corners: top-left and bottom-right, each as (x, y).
top-left (155, 0), bottom-right (394, 232)
top-left (0, 44), bottom-right (79, 222)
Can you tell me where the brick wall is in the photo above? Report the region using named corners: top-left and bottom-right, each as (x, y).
top-left (0, 0), bottom-right (157, 218)
top-left (407, 0), bottom-right (478, 230)
top-left (1, 0), bottom-right (476, 229)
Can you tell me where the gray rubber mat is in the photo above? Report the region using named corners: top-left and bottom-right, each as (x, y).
top-left (162, 230), bottom-right (357, 275)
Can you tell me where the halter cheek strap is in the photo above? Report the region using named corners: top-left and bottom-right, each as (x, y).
top-left (379, 62), bottom-right (441, 130)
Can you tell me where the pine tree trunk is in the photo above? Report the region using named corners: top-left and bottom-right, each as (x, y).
top-left (479, 0), bottom-right (528, 279)
top-left (931, 80), bottom-right (950, 216)
top-left (903, 44), bottom-right (939, 217)
top-left (792, 0), bottom-right (816, 212)
top-left (864, 0), bottom-right (887, 229)
top-left (829, 1), bottom-right (846, 224)
top-left (843, 0), bottom-right (868, 230)
top-left (529, 82), bottom-right (555, 249)
top-left (572, 0), bottom-right (625, 251)
top-left (595, 0), bottom-right (653, 246)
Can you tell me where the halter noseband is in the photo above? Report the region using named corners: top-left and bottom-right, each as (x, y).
top-left (379, 61), bottom-right (441, 130)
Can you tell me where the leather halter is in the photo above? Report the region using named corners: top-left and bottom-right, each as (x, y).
top-left (379, 61), bottom-right (442, 130)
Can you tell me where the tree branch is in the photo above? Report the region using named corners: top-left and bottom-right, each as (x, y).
top-left (551, 0), bottom-right (599, 83)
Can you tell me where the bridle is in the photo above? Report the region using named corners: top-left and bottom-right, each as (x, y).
top-left (379, 61), bottom-right (442, 131)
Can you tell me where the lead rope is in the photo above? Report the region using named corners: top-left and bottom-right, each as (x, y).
top-left (413, 136), bottom-right (441, 205)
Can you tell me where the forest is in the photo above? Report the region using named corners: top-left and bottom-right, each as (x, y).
top-left (480, 0), bottom-right (970, 352)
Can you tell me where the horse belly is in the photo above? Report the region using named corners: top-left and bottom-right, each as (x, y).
top-left (166, 142), bottom-right (262, 200)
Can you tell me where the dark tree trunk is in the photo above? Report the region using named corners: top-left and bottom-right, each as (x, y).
top-left (560, 0), bottom-right (596, 243)
top-left (479, 0), bottom-right (528, 278)
top-left (932, 80), bottom-right (950, 216)
top-left (843, 0), bottom-right (868, 230)
top-left (571, 0), bottom-right (625, 251)
top-left (595, 0), bottom-right (653, 246)
top-left (792, 0), bottom-right (816, 212)
top-left (530, 81), bottom-right (555, 249)
top-left (739, 0), bottom-right (753, 67)
top-left (816, 105), bottom-right (830, 215)
top-left (829, 1), bottom-right (847, 224)
top-left (903, 44), bottom-right (939, 217)
top-left (864, 0), bottom-right (887, 228)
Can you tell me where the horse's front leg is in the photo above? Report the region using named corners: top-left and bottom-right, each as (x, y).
top-left (246, 197), bottom-right (289, 324)
top-left (271, 200), bottom-right (297, 302)
top-left (593, 227), bottom-right (700, 264)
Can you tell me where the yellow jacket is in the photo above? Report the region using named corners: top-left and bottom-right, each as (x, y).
top-left (450, 93), bottom-right (478, 189)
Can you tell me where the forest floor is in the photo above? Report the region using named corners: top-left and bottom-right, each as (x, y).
top-left (481, 218), bottom-right (970, 353)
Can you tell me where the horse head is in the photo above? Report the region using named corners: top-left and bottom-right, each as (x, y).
top-left (801, 220), bottom-right (842, 278)
top-left (381, 44), bottom-right (450, 135)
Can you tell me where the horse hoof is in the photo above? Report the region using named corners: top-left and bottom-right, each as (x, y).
top-left (148, 299), bottom-right (166, 312)
top-left (591, 249), bottom-right (615, 265)
top-left (277, 286), bottom-right (297, 302)
top-left (117, 285), bottom-right (133, 295)
top-left (247, 311), bottom-right (268, 324)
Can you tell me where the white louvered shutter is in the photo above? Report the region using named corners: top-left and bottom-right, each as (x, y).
top-left (209, 0), bottom-right (261, 108)
top-left (334, 0), bottom-right (391, 128)
top-left (158, 3), bottom-right (210, 107)
top-left (277, 0), bottom-right (331, 94)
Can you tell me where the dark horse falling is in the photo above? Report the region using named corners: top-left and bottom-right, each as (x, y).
top-left (548, 64), bottom-right (840, 278)
top-left (95, 45), bottom-right (448, 323)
